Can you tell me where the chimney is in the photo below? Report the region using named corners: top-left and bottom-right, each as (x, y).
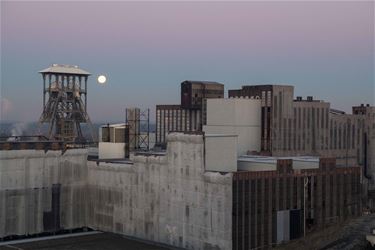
top-left (296, 96), bottom-right (302, 101)
top-left (307, 96), bottom-right (313, 102)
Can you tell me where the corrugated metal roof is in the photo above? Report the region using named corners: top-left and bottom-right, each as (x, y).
top-left (39, 64), bottom-right (90, 75)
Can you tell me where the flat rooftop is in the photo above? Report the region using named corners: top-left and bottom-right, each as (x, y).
top-left (238, 155), bottom-right (319, 163)
top-left (0, 232), bottom-right (175, 250)
top-left (237, 155), bottom-right (320, 172)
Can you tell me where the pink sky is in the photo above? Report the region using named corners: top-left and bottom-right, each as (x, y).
top-left (1, 1), bottom-right (374, 122)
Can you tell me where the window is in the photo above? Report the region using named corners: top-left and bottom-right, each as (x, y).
top-left (338, 124), bottom-right (342, 149)
top-left (352, 124), bottom-right (355, 149)
top-left (334, 121), bottom-right (337, 149)
top-left (274, 96), bottom-right (278, 118)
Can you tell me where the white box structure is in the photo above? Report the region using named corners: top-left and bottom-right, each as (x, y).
top-left (98, 142), bottom-right (126, 159)
top-left (205, 134), bottom-right (237, 172)
top-left (99, 123), bottom-right (127, 159)
top-left (203, 98), bottom-right (261, 156)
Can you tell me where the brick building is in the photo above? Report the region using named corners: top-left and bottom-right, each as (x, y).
top-left (155, 81), bottom-right (224, 146)
top-left (155, 105), bottom-right (202, 145)
top-left (228, 85), bottom-right (375, 170)
top-left (232, 157), bottom-right (361, 249)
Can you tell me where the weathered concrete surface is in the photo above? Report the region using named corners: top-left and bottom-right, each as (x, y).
top-left (0, 149), bottom-right (88, 237)
top-left (0, 133), bottom-right (233, 250)
top-left (87, 133), bottom-right (233, 250)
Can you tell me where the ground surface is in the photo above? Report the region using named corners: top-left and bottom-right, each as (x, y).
top-left (0, 232), bottom-right (175, 250)
top-left (277, 214), bottom-right (375, 250)
top-left (2, 215), bottom-right (375, 250)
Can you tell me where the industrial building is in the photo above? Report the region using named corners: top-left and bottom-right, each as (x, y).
top-left (155, 81), bottom-right (224, 146)
top-left (228, 85), bottom-right (375, 183)
top-left (0, 132), bottom-right (362, 250)
top-left (155, 105), bottom-right (202, 146)
top-left (202, 97), bottom-right (362, 248)
top-left (233, 157), bottom-right (361, 249)
top-left (181, 80), bottom-right (224, 109)
top-left (0, 69), bottom-right (370, 250)
top-left (352, 104), bottom-right (375, 187)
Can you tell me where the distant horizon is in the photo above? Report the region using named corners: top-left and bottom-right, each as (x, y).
top-left (1, 1), bottom-right (374, 122)
top-left (0, 92), bottom-right (372, 124)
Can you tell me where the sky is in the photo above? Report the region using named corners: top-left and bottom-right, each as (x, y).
top-left (1, 1), bottom-right (374, 123)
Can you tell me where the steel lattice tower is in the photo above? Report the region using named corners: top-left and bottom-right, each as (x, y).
top-left (38, 64), bottom-right (94, 142)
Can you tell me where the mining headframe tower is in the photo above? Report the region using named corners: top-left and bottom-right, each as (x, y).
top-left (38, 64), bottom-right (94, 142)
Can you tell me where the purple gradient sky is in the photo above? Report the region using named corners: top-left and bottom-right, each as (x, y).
top-left (1, 1), bottom-right (374, 122)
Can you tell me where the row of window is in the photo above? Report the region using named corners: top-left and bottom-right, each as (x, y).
top-left (233, 170), bottom-right (360, 250)
top-left (273, 101), bottom-right (366, 153)
top-left (156, 108), bottom-right (201, 143)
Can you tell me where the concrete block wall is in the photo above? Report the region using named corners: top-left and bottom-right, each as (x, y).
top-left (87, 133), bottom-right (233, 250)
top-left (0, 149), bottom-right (88, 237)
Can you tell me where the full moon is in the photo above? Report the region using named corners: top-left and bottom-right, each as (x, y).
top-left (97, 75), bottom-right (107, 84)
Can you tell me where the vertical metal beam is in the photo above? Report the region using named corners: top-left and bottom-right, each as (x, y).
top-left (48, 74), bottom-right (51, 93)
top-left (73, 75), bottom-right (76, 92)
top-left (84, 76), bottom-right (87, 112)
top-left (43, 74), bottom-right (46, 109)
top-left (147, 108), bottom-right (150, 150)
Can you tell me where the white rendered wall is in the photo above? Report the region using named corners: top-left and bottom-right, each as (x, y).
top-left (98, 142), bottom-right (126, 159)
top-left (205, 134), bottom-right (237, 172)
top-left (204, 126), bottom-right (260, 156)
top-left (204, 98), bottom-right (261, 156)
top-left (206, 98), bottom-right (261, 127)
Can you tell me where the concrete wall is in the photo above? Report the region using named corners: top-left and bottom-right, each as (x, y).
top-left (204, 98), bottom-right (261, 155)
top-left (87, 133), bottom-right (233, 250)
top-left (206, 98), bottom-right (261, 127)
top-left (0, 149), bottom-right (88, 237)
top-left (205, 134), bottom-right (237, 172)
top-left (0, 133), bottom-right (233, 250)
top-left (98, 142), bottom-right (126, 159)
